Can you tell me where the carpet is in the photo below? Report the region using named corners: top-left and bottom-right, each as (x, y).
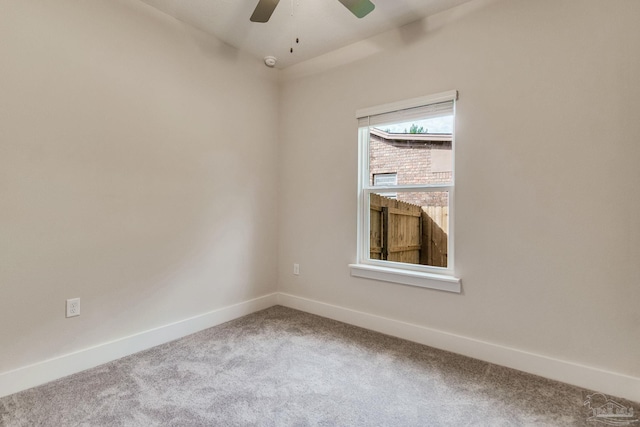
top-left (0, 306), bottom-right (636, 426)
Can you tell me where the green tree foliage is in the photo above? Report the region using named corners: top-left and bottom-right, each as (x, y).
top-left (384, 124), bottom-right (428, 134)
top-left (407, 124), bottom-right (426, 134)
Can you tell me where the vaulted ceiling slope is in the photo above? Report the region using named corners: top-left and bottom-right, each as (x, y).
top-left (137, 0), bottom-right (474, 68)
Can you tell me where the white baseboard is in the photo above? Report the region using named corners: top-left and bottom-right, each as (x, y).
top-left (277, 293), bottom-right (640, 403)
top-left (0, 293), bottom-right (278, 399)
top-left (3, 292), bottom-right (638, 403)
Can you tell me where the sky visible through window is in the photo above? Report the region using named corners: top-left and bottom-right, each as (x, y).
top-left (377, 115), bottom-right (453, 134)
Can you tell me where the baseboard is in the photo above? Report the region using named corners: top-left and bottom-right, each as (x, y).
top-left (0, 293), bottom-right (278, 399)
top-left (277, 292), bottom-right (640, 403)
top-left (3, 292), bottom-right (638, 403)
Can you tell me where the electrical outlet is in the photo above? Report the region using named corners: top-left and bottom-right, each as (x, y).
top-left (293, 263), bottom-right (300, 275)
top-left (66, 298), bottom-right (80, 318)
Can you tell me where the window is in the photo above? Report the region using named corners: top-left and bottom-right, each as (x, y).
top-left (350, 91), bottom-right (460, 292)
top-left (373, 173), bottom-right (398, 199)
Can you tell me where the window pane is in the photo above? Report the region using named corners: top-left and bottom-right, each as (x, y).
top-left (369, 192), bottom-right (449, 268)
top-left (369, 115), bottom-right (453, 186)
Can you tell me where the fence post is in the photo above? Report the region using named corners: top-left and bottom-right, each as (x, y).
top-left (381, 206), bottom-right (389, 260)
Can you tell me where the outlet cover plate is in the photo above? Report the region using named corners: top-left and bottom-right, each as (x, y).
top-left (66, 298), bottom-right (80, 317)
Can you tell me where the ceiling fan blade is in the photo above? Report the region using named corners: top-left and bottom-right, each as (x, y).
top-left (250, 0), bottom-right (280, 23)
top-left (337, 0), bottom-right (375, 18)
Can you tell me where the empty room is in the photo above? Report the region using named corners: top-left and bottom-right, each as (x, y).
top-left (1, 0), bottom-right (638, 425)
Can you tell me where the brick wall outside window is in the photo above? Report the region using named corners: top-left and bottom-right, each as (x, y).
top-left (369, 136), bottom-right (451, 207)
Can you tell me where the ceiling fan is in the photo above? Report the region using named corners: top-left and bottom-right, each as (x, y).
top-left (250, 0), bottom-right (375, 23)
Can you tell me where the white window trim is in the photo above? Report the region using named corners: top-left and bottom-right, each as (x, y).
top-left (349, 263), bottom-right (460, 292)
top-left (351, 90), bottom-right (461, 293)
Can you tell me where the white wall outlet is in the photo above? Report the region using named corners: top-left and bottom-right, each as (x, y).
top-left (293, 263), bottom-right (300, 275)
top-left (66, 298), bottom-right (80, 318)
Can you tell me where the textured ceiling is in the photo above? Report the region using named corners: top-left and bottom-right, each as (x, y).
top-left (137, 0), bottom-right (474, 68)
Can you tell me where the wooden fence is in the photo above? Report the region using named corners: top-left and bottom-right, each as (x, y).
top-left (420, 206), bottom-right (448, 268)
top-left (370, 193), bottom-right (448, 268)
top-left (370, 193), bottom-right (422, 264)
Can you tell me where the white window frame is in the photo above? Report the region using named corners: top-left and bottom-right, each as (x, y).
top-left (349, 90), bottom-right (461, 293)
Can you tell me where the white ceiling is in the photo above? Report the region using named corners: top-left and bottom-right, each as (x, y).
top-left (137, 0), bottom-right (474, 69)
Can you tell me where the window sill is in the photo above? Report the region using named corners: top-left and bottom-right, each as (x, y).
top-left (349, 263), bottom-right (461, 293)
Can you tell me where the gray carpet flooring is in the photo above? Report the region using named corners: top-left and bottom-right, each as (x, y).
top-left (0, 306), bottom-right (637, 426)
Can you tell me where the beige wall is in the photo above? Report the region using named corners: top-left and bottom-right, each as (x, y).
top-left (278, 0), bottom-right (640, 378)
top-left (1, 0), bottom-right (638, 388)
top-left (0, 0), bottom-right (279, 372)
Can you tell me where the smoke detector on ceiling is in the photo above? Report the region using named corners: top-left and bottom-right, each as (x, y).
top-left (264, 56), bottom-right (277, 68)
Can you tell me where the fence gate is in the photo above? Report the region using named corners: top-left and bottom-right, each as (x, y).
top-left (369, 194), bottom-right (422, 264)
top-left (370, 193), bottom-right (448, 268)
